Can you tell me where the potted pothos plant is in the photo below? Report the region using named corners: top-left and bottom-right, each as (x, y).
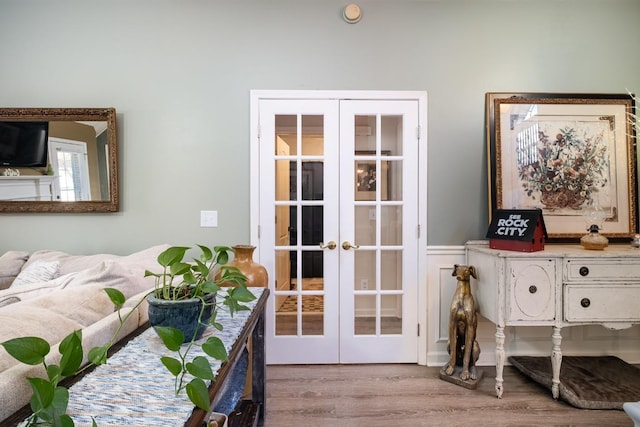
top-left (0, 244), bottom-right (256, 427)
top-left (144, 245), bottom-right (251, 342)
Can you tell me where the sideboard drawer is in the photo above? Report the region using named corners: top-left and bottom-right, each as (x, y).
top-left (564, 284), bottom-right (640, 322)
top-left (565, 259), bottom-right (640, 282)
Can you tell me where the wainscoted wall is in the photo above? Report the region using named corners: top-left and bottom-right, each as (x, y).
top-left (426, 245), bottom-right (640, 367)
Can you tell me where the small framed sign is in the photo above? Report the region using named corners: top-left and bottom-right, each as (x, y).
top-left (486, 209), bottom-right (548, 252)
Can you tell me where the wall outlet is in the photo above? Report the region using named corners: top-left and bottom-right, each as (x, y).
top-left (200, 210), bottom-right (218, 227)
top-left (360, 278), bottom-right (369, 290)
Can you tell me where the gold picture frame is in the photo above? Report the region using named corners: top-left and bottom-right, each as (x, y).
top-left (486, 92), bottom-right (637, 240)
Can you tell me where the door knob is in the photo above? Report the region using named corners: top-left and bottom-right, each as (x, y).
top-left (342, 241), bottom-right (360, 250)
top-left (319, 241), bottom-right (337, 250)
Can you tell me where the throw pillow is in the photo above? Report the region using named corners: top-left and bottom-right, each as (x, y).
top-left (0, 250), bottom-right (29, 289)
top-left (11, 260), bottom-right (60, 287)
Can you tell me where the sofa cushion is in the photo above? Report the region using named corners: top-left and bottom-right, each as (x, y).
top-left (0, 272), bottom-right (79, 307)
top-left (0, 260), bottom-right (157, 372)
top-left (11, 260), bottom-right (60, 288)
top-left (0, 251), bottom-right (29, 290)
top-left (22, 244), bottom-right (169, 276)
top-left (0, 258), bottom-right (157, 308)
top-left (0, 303), bottom-right (85, 372)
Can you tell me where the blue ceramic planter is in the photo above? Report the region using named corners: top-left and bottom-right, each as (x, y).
top-left (147, 292), bottom-right (216, 342)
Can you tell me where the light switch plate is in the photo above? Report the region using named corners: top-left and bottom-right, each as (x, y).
top-left (200, 210), bottom-right (218, 227)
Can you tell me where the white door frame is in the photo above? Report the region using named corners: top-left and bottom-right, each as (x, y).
top-left (249, 90), bottom-right (429, 365)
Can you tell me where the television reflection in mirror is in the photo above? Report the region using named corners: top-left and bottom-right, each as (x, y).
top-left (0, 122), bottom-right (48, 167)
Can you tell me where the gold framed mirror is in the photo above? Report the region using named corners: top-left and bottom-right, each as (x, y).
top-left (0, 107), bottom-right (118, 213)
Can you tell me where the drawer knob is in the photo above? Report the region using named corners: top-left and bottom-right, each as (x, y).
top-left (529, 285), bottom-right (537, 294)
top-left (581, 298), bottom-right (591, 308)
top-left (579, 266), bottom-right (589, 276)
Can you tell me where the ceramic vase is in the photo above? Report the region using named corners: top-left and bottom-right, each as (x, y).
top-left (221, 245), bottom-right (268, 287)
top-left (147, 292), bottom-right (216, 343)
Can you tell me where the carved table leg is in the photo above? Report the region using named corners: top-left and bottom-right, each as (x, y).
top-left (551, 326), bottom-right (562, 400)
top-left (495, 325), bottom-right (505, 398)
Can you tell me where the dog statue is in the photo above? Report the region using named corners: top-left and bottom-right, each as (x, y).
top-left (442, 264), bottom-right (481, 383)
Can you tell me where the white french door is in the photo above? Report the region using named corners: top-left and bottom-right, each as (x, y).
top-left (49, 137), bottom-right (91, 201)
top-left (252, 91), bottom-right (426, 364)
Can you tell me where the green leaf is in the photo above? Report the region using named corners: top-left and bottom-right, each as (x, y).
top-left (154, 326), bottom-right (184, 351)
top-left (186, 356), bottom-right (214, 380)
top-left (60, 414), bottom-right (75, 427)
top-left (59, 331), bottom-right (83, 377)
top-left (201, 336), bottom-right (228, 361)
top-left (223, 286), bottom-right (255, 316)
top-left (160, 356), bottom-right (183, 376)
top-left (51, 387), bottom-right (70, 423)
top-left (186, 378), bottom-right (211, 412)
top-left (37, 386), bottom-right (70, 426)
top-left (182, 270), bottom-right (197, 285)
top-left (170, 261), bottom-right (192, 277)
top-left (196, 244), bottom-right (213, 262)
top-left (1, 336), bottom-right (50, 365)
top-left (88, 344), bottom-right (109, 365)
top-left (46, 365), bottom-right (62, 385)
top-left (192, 258), bottom-right (209, 275)
top-left (215, 246), bottom-right (231, 265)
top-left (199, 281), bottom-right (217, 295)
top-left (104, 287), bottom-right (126, 308)
top-left (157, 246), bottom-right (189, 267)
top-left (28, 377), bottom-right (55, 412)
top-left (144, 270), bottom-right (160, 278)
top-left (229, 285), bottom-right (256, 302)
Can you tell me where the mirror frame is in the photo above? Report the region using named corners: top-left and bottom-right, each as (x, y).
top-left (0, 107), bottom-right (118, 213)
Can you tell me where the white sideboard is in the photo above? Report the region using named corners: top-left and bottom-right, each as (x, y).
top-left (0, 176), bottom-right (54, 201)
top-left (466, 241), bottom-right (640, 399)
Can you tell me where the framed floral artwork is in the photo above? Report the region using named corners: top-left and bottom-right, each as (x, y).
top-left (486, 92), bottom-right (637, 240)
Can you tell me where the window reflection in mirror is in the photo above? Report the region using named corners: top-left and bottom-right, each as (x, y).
top-left (48, 121), bottom-right (109, 202)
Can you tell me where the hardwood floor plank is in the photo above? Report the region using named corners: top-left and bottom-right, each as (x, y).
top-left (264, 364), bottom-right (632, 426)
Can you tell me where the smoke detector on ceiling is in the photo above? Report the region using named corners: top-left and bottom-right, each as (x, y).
top-left (343, 4), bottom-right (362, 24)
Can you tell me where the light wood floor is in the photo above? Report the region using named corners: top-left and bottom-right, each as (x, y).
top-left (264, 364), bottom-right (632, 427)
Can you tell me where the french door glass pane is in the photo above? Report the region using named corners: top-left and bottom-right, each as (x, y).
top-left (354, 250), bottom-right (376, 291)
top-left (354, 206), bottom-right (376, 246)
top-left (381, 295), bottom-right (402, 335)
top-left (354, 294), bottom-right (376, 335)
top-left (354, 115), bottom-right (377, 152)
top-left (381, 115), bottom-right (403, 155)
top-left (381, 206), bottom-right (402, 245)
top-left (302, 115), bottom-right (323, 155)
top-left (274, 115), bottom-right (296, 154)
top-left (387, 160), bottom-right (402, 202)
top-left (380, 250), bottom-right (402, 291)
top-left (300, 161), bottom-right (323, 201)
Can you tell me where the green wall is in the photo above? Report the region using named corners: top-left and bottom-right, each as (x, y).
top-left (0, 0), bottom-right (638, 254)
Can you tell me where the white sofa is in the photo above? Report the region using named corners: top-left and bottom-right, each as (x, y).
top-left (0, 244), bottom-right (168, 423)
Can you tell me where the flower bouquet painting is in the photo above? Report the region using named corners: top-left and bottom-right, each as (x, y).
top-left (517, 124), bottom-right (610, 212)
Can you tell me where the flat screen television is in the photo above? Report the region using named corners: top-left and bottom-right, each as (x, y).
top-left (0, 121), bottom-right (49, 167)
